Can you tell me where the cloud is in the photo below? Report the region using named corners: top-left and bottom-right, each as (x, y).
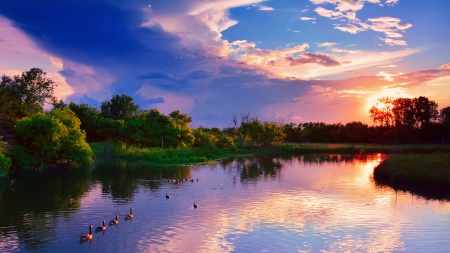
top-left (334, 23), bottom-right (366, 34)
top-left (440, 63), bottom-right (450, 70)
top-left (1, 1), bottom-right (444, 128)
top-left (314, 6), bottom-right (343, 19)
top-left (332, 48), bottom-right (361, 54)
top-left (379, 37), bottom-right (407, 46)
top-left (376, 71), bottom-right (398, 81)
top-left (310, 0), bottom-right (412, 46)
top-left (287, 52), bottom-right (345, 67)
top-left (377, 64), bottom-right (398, 68)
top-left (259, 5), bottom-right (274, 11)
top-left (300, 17), bottom-right (316, 21)
top-left (318, 42), bottom-right (337, 47)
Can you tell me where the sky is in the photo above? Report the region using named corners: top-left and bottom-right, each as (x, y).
top-left (1, 0), bottom-right (449, 127)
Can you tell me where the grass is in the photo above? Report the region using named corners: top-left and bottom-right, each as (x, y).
top-left (89, 142), bottom-right (266, 165)
top-left (280, 142), bottom-right (450, 154)
top-left (373, 153), bottom-right (450, 199)
top-left (89, 142), bottom-right (450, 166)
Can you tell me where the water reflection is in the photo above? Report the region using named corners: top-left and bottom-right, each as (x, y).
top-left (0, 154), bottom-right (449, 252)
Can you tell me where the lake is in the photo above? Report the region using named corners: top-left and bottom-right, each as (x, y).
top-left (0, 154), bottom-right (449, 252)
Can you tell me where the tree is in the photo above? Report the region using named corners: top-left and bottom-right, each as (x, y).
top-left (413, 96), bottom-right (438, 128)
top-left (439, 106), bottom-right (450, 125)
top-left (0, 136), bottom-right (11, 171)
top-left (369, 97), bottom-right (394, 127)
top-left (225, 111), bottom-right (251, 145)
top-left (100, 94), bottom-right (139, 120)
top-left (96, 117), bottom-right (125, 142)
top-left (13, 108), bottom-right (93, 168)
top-left (68, 102), bottom-right (100, 142)
top-left (0, 68), bottom-right (56, 122)
top-left (392, 96), bottom-right (438, 129)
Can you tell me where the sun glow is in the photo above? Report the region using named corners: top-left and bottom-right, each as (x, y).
top-left (365, 86), bottom-right (411, 113)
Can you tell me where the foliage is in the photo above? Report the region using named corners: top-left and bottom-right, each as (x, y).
top-left (373, 153), bottom-right (450, 194)
top-left (97, 117), bottom-right (125, 142)
top-left (369, 97), bottom-right (394, 127)
top-left (393, 96), bottom-right (438, 129)
top-left (0, 68), bottom-right (56, 123)
top-left (439, 106), bottom-right (450, 126)
top-left (0, 136), bottom-right (11, 171)
top-left (67, 102), bottom-right (100, 142)
top-left (12, 108), bottom-right (93, 169)
top-left (100, 94), bottom-right (139, 120)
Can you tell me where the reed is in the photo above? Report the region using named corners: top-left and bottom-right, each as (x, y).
top-left (89, 142), bottom-right (449, 165)
top-left (89, 142), bottom-right (264, 165)
top-left (373, 153), bottom-right (450, 193)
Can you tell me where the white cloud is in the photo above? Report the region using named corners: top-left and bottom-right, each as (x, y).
top-left (385, 0), bottom-right (399, 6)
top-left (309, 0), bottom-right (411, 46)
top-left (259, 5), bottom-right (274, 11)
top-left (300, 17), bottom-right (316, 21)
top-left (314, 6), bottom-right (343, 19)
top-left (334, 23), bottom-right (366, 34)
top-left (335, 0), bottom-right (364, 12)
top-left (318, 42), bottom-right (337, 47)
top-left (377, 64), bottom-right (398, 68)
top-left (380, 37), bottom-right (407, 46)
top-left (376, 71), bottom-right (398, 81)
top-left (332, 48), bottom-right (361, 54)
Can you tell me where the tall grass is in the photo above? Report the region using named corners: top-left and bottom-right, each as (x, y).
top-left (373, 153), bottom-right (450, 194)
top-left (280, 143), bottom-right (450, 154)
top-left (89, 142), bottom-right (450, 166)
top-left (89, 142), bottom-right (264, 165)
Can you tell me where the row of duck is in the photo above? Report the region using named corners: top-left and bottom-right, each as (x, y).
top-left (79, 208), bottom-right (133, 241)
top-left (80, 178), bottom-right (200, 241)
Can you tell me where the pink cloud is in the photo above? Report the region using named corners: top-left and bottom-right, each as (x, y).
top-left (287, 52), bottom-right (346, 67)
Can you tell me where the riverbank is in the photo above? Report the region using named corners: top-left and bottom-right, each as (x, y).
top-left (90, 142), bottom-right (450, 166)
top-left (373, 153), bottom-right (450, 199)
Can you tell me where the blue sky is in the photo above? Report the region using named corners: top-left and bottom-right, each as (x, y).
top-left (1, 0), bottom-right (449, 127)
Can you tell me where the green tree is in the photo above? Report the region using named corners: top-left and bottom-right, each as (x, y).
top-left (0, 68), bottom-right (56, 122)
top-left (100, 94), bottom-right (139, 120)
top-left (0, 136), bottom-right (11, 171)
top-left (13, 108), bottom-right (93, 168)
top-left (68, 102), bottom-right (100, 142)
top-left (169, 110), bottom-right (194, 148)
top-left (97, 117), bottom-right (125, 142)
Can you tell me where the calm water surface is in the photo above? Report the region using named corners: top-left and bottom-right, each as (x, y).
top-left (0, 154), bottom-right (449, 252)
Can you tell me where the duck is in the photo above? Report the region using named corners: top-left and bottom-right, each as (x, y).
top-left (110, 214), bottom-right (119, 225)
top-left (190, 179), bottom-right (194, 183)
top-left (193, 202), bottom-right (198, 209)
top-left (95, 221), bottom-right (106, 232)
top-left (80, 225), bottom-right (93, 241)
top-left (125, 208), bottom-right (133, 220)
top-left (166, 193), bottom-right (170, 199)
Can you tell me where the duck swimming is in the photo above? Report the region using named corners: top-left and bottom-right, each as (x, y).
top-left (125, 208), bottom-right (133, 220)
top-left (80, 225), bottom-right (93, 241)
top-left (95, 221), bottom-right (106, 232)
top-left (110, 214), bottom-right (119, 226)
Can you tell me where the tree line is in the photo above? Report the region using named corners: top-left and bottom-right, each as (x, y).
top-left (1, 68), bottom-right (449, 172)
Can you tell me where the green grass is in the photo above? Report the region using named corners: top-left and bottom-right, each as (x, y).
top-left (89, 142), bottom-right (266, 165)
top-left (89, 142), bottom-right (450, 166)
top-left (373, 153), bottom-right (450, 198)
top-left (280, 142), bottom-right (450, 154)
